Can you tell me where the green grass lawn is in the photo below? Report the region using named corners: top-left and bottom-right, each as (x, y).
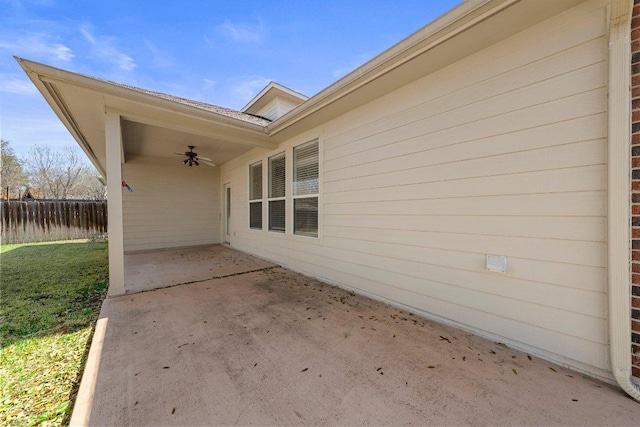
top-left (0, 240), bottom-right (108, 426)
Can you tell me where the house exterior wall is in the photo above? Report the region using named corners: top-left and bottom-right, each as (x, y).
top-left (630, 0), bottom-right (640, 380)
top-left (221, 0), bottom-right (611, 379)
top-left (122, 157), bottom-right (220, 251)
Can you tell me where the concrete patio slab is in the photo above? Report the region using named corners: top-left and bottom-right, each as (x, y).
top-left (124, 245), bottom-right (276, 293)
top-left (73, 261), bottom-right (640, 426)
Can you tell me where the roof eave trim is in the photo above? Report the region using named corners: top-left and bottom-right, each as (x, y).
top-left (241, 81), bottom-right (309, 113)
top-left (17, 58), bottom-right (269, 136)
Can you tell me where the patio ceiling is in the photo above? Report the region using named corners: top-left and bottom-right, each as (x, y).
top-left (120, 120), bottom-right (254, 165)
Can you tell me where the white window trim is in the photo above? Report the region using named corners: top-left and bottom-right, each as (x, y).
top-left (246, 136), bottom-right (322, 241)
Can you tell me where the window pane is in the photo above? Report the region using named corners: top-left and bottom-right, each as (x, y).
top-left (249, 201), bottom-right (262, 229)
top-left (269, 200), bottom-right (285, 232)
top-left (294, 140), bottom-right (318, 196)
top-left (249, 162), bottom-right (262, 200)
top-left (269, 153), bottom-right (286, 198)
top-left (294, 197), bottom-right (318, 237)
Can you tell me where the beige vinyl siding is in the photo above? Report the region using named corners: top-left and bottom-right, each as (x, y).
top-left (123, 157), bottom-right (220, 251)
top-left (221, 0), bottom-right (611, 379)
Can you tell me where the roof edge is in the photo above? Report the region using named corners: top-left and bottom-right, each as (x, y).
top-left (16, 57), bottom-right (271, 134)
top-left (241, 81), bottom-right (309, 113)
top-left (265, 0), bottom-right (514, 136)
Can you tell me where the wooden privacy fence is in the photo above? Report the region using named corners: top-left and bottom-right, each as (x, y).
top-left (1, 200), bottom-right (108, 244)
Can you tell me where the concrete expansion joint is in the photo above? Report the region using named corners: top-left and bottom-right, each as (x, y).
top-left (122, 266), bottom-right (278, 296)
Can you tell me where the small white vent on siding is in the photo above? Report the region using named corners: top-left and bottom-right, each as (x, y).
top-left (486, 255), bottom-right (507, 273)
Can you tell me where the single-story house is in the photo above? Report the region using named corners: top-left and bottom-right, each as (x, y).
top-left (17, 0), bottom-right (640, 402)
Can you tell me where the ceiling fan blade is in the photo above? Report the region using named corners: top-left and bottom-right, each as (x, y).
top-left (173, 152), bottom-right (184, 156)
top-left (200, 159), bottom-right (216, 167)
top-left (196, 156), bottom-right (213, 162)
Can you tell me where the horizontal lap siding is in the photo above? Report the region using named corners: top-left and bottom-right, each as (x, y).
top-left (123, 158), bottom-right (220, 251)
top-left (324, 0), bottom-right (609, 373)
top-left (222, 0), bottom-right (610, 378)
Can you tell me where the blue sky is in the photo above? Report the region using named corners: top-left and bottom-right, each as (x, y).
top-left (0, 0), bottom-right (461, 160)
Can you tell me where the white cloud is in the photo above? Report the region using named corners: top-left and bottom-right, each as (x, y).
top-left (0, 33), bottom-right (73, 63)
top-left (217, 19), bottom-right (266, 43)
top-left (144, 40), bottom-right (173, 69)
top-left (80, 26), bottom-right (136, 71)
top-left (203, 78), bottom-right (216, 90)
top-left (232, 76), bottom-right (270, 105)
top-left (0, 74), bottom-right (37, 95)
top-left (79, 27), bottom-right (95, 44)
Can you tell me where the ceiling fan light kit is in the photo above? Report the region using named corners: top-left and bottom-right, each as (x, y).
top-left (174, 145), bottom-right (215, 167)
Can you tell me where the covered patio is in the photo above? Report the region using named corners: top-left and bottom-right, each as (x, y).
top-left (71, 246), bottom-right (640, 426)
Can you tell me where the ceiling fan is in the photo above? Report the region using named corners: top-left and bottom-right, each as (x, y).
top-left (174, 145), bottom-right (216, 167)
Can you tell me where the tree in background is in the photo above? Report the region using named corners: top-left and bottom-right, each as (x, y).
top-left (27, 144), bottom-right (106, 200)
top-left (1, 139), bottom-right (28, 199)
top-left (72, 168), bottom-right (108, 200)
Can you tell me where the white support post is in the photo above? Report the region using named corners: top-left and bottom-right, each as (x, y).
top-left (105, 111), bottom-right (125, 296)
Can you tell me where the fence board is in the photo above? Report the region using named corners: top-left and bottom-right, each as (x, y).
top-left (0, 200), bottom-right (108, 244)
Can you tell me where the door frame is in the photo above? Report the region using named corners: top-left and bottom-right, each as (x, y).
top-left (223, 182), bottom-right (231, 243)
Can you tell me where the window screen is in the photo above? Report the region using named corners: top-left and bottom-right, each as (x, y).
top-left (293, 140), bottom-right (319, 237)
top-left (269, 199), bottom-right (285, 232)
top-left (293, 140), bottom-right (319, 196)
top-left (249, 161), bottom-right (263, 230)
top-left (268, 153), bottom-right (286, 232)
top-left (250, 161), bottom-right (262, 200)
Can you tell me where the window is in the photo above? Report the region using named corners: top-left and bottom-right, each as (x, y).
top-left (249, 161), bottom-right (262, 230)
top-left (293, 140), bottom-right (319, 237)
top-left (268, 152), bottom-right (286, 232)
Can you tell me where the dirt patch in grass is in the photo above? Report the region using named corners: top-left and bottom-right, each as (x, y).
top-left (0, 239), bottom-right (108, 426)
